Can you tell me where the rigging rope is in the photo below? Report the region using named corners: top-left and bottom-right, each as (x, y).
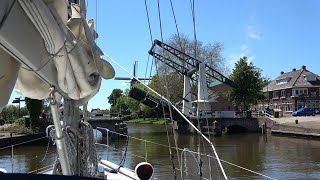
top-left (39, 138), bottom-right (52, 162)
top-left (116, 136), bottom-right (130, 172)
top-left (168, 0), bottom-right (183, 51)
top-left (156, 1), bottom-right (182, 179)
top-left (144, 0), bottom-right (154, 44)
top-left (154, 59), bottom-right (178, 180)
top-left (96, 128), bottom-right (277, 180)
top-left (104, 53), bottom-right (228, 179)
top-left (95, 0), bottom-right (98, 44)
top-left (180, 148), bottom-right (202, 180)
top-left (187, 0), bottom-right (206, 179)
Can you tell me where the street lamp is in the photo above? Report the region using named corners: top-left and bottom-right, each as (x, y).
top-left (12, 97), bottom-right (25, 118)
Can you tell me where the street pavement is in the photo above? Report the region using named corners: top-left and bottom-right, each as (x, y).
top-left (271, 115), bottom-right (320, 130)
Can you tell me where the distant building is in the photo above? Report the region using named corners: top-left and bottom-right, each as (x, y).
top-left (208, 86), bottom-right (236, 112)
top-left (257, 65), bottom-right (320, 114)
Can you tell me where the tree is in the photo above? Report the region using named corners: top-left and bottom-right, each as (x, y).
top-left (108, 89), bottom-right (123, 107)
top-left (153, 34), bottom-right (227, 103)
top-left (0, 105), bottom-right (18, 122)
top-left (228, 57), bottom-right (265, 110)
top-left (149, 73), bottom-right (184, 104)
top-left (25, 97), bottom-right (43, 130)
top-left (165, 34), bottom-right (228, 74)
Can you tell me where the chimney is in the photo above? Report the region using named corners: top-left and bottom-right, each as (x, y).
top-left (281, 71), bottom-right (284, 74)
top-left (302, 65), bottom-right (306, 70)
top-left (292, 68), bottom-right (296, 71)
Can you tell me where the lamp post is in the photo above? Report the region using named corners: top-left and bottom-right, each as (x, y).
top-left (12, 97), bottom-right (25, 118)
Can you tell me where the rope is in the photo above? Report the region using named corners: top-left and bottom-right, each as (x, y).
top-left (180, 148), bottom-right (202, 180)
top-left (95, 128), bottom-right (277, 180)
top-left (28, 164), bottom-right (54, 174)
top-left (105, 53), bottom-right (228, 179)
top-left (168, 0), bottom-right (183, 51)
top-left (189, 0), bottom-right (198, 61)
top-left (0, 136), bottom-right (47, 150)
top-left (156, 2), bottom-right (182, 180)
top-left (40, 138), bottom-right (53, 162)
top-left (187, 1), bottom-right (206, 179)
top-left (144, 0), bottom-right (153, 44)
top-left (95, 0), bottom-right (98, 44)
top-left (116, 136), bottom-right (130, 172)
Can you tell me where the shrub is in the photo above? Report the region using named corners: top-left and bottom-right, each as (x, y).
top-left (14, 118), bottom-right (25, 125)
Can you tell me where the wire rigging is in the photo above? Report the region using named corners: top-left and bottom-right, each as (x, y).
top-left (168, 0), bottom-right (183, 52)
top-left (96, 127), bottom-right (277, 180)
top-left (142, 0), bottom-right (227, 179)
top-left (156, 1), bottom-right (184, 179)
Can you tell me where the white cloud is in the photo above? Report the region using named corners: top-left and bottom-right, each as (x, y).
top-left (247, 25), bottom-right (262, 40)
top-left (120, 82), bottom-right (128, 86)
top-left (240, 44), bottom-right (248, 51)
top-left (227, 44), bottom-right (255, 69)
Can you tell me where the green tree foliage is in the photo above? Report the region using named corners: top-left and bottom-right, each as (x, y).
top-left (0, 105), bottom-right (18, 122)
top-left (154, 34), bottom-right (227, 103)
top-left (0, 105), bottom-right (29, 123)
top-left (25, 97), bottom-right (43, 130)
top-left (228, 57), bottom-right (265, 110)
top-left (108, 89), bottom-right (123, 107)
top-left (101, 109), bottom-right (110, 114)
top-left (148, 73), bottom-right (184, 104)
top-left (108, 86), bottom-right (156, 118)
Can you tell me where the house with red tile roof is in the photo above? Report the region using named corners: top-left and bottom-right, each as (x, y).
top-left (257, 65), bottom-right (320, 114)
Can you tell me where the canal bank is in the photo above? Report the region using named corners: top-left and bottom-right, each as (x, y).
top-left (0, 132), bottom-right (47, 148)
top-left (260, 116), bottom-right (320, 138)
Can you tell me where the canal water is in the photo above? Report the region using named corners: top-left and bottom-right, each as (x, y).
top-left (1, 123), bottom-right (320, 179)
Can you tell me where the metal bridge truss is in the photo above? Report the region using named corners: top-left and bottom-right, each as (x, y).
top-left (148, 39), bottom-right (237, 89)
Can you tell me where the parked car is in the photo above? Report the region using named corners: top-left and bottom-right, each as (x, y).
top-left (315, 108), bottom-right (320, 114)
top-left (292, 108), bottom-right (316, 116)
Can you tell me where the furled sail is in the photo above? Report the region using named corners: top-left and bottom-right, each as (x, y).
top-left (0, 0), bottom-right (114, 110)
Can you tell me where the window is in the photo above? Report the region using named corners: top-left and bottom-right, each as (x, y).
top-left (276, 77), bottom-right (292, 85)
top-left (292, 88), bottom-right (308, 96)
top-left (306, 74), bottom-right (317, 81)
top-left (281, 90), bottom-right (286, 97)
top-left (311, 92), bottom-right (317, 97)
top-left (273, 91), bottom-right (279, 98)
top-left (303, 89), bottom-right (308, 95)
top-left (285, 104), bottom-right (292, 112)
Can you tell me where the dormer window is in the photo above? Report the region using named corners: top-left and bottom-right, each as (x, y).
top-left (276, 77), bottom-right (292, 85)
top-left (305, 74), bottom-right (317, 81)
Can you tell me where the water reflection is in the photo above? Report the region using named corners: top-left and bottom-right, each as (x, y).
top-left (0, 141), bottom-right (56, 173)
top-left (1, 123), bottom-right (320, 179)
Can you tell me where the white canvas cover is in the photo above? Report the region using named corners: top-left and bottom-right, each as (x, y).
top-left (0, 0), bottom-right (114, 110)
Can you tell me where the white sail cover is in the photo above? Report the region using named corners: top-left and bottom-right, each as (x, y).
top-left (0, 0), bottom-right (115, 110)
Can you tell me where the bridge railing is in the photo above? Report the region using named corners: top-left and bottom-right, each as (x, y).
top-left (251, 111), bottom-right (274, 118)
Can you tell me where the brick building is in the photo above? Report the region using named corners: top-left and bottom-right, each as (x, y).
top-left (257, 65), bottom-right (320, 114)
top-left (208, 86), bottom-right (236, 112)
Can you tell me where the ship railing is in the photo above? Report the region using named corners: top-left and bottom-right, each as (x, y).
top-left (0, 136), bottom-right (56, 174)
top-left (95, 127), bottom-right (277, 180)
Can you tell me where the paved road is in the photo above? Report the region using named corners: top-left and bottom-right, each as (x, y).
top-left (271, 115), bottom-right (320, 130)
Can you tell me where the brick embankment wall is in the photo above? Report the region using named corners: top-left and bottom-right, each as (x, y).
top-left (0, 133), bottom-right (47, 148)
top-left (257, 117), bottom-right (276, 129)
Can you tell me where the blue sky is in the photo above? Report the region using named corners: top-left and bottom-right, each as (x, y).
top-left (8, 0), bottom-right (320, 110)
